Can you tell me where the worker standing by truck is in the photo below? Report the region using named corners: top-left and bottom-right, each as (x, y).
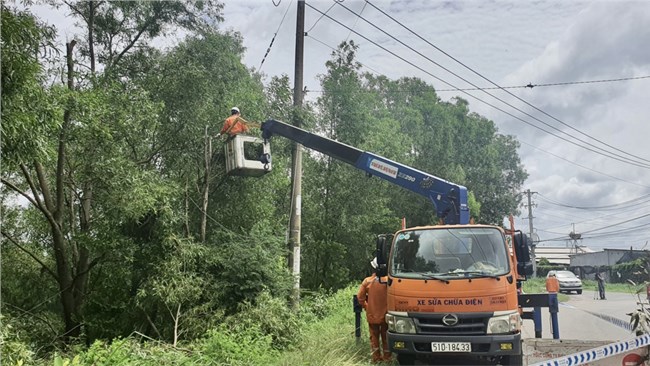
top-left (546, 273), bottom-right (560, 293)
top-left (357, 258), bottom-right (391, 363)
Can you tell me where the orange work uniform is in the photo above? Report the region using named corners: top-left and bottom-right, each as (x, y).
top-left (219, 115), bottom-right (249, 136)
top-left (357, 274), bottom-right (390, 363)
top-left (546, 276), bottom-right (560, 293)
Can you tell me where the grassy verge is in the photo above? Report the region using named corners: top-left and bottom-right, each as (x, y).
top-left (273, 285), bottom-right (390, 366)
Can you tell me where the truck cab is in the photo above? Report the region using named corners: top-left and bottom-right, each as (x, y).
top-left (383, 225), bottom-right (523, 365)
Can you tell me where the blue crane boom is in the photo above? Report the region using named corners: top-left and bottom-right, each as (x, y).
top-left (260, 119), bottom-right (470, 225)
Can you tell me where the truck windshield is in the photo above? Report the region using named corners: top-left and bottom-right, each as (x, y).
top-left (390, 227), bottom-right (509, 279)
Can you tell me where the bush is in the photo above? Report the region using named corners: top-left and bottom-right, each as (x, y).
top-left (228, 291), bottom-right (302, 350)
top-left (198, 324), bottom-right (278, 365)
top-left (0, 315), bottom-right (37, 366)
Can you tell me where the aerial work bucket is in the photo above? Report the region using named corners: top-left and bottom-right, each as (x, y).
top-left (224, 135), bottom-right (272, 177)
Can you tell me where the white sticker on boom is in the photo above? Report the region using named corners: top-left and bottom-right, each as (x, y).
top-left (369, 159), bottom-right (398, 179)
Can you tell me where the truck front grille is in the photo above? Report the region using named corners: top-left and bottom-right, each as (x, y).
top-left (414, 313), bottom-right (489, 335)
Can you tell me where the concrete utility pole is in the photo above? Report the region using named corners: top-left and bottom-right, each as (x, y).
top-left (288, 0), bottom-right (305, 308)
top-left (524, 189), bottom-right (538, 277)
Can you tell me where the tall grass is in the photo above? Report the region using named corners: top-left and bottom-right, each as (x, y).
top-left (273, 285), bottom-right (383, 366)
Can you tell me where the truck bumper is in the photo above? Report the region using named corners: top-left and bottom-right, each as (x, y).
top-left (387, 332), bottom-right (521, 357)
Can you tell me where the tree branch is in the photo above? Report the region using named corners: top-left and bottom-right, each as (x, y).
top-left (1, 177), bottom-right (39, 209)
top-left (63, 0), bottom-right (88, 23)
top-left (33, 161), bottom-right (55, 214)
top-left (111, 17), bottom-right (153, 70)
top-left (139, 306), bottom-right (162, 339)
top-left (2, 301), bottom-right (58, 335)
top-left (1, 230), bottom-right (58, 281)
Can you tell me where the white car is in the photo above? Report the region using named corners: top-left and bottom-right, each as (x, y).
top-left (547, 270), bottom-right (583, 294)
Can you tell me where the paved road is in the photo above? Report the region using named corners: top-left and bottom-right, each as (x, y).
top-left (521, 290), bottom-right (644, 341)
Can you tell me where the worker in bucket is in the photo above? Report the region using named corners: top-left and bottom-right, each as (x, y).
top-left (357, 257), bottom-right (391, 363)
top-left (216, 107), bottom-right (257, 139)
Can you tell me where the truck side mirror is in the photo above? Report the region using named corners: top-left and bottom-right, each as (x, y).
top-left (514, 232), bottom-right (534, 276)
top-left (376, 234), bottom-right (393, 277)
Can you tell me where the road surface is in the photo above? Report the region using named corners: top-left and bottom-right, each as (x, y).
top-left (521, 290), bottom-right (642, 340)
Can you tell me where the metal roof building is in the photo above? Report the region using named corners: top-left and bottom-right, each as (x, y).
top-left (534, 245), bottom-right (595, 265)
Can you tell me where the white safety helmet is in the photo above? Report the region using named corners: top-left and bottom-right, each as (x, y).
top-left (370, 257), bottom-right (378, 269)
top-left (231, 107), bottom-right (240, 114)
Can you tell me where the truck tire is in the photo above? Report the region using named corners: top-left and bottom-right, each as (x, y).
top-left (577, 289), bottom-right (583, 294)
top-left (501, 353), bottom-right (523, 366)
top-left (396, 354), bottom-right (416, 365)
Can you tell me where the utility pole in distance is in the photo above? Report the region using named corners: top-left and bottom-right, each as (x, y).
top-left (524, 189), bottom-right (538, 277)
top-left (288, 0), bottom-right (305, 308)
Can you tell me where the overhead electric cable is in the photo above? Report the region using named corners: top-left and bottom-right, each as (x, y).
top-left (519, 140), bottom-right (650, 189)
top-left (304, 3), bottom-right (650, 169)
top-left (435, 75), bottom-right (650, 92)
top-left (304, 74), bottom-right (650, 93)
top-left (582, 221), bottom-right (650, 238)
top-left (259, 0), bottom-right (294, 71)
top-left (363, 0), bottom-right (650, 166)
top-left (331, 1), bottom-right (650, 169)
top-left (305, 0), bottom-right (341, 33)
top-left (537, 193), bottom-right (650, 210)
top-left (537, 213), bottom-right (650, 242)
top-left (345, 0), bottom-right (368, 42)
top-left (541, 201), bottom-right (650, 231)
top-left (307, 35), bottom-right (382, 75)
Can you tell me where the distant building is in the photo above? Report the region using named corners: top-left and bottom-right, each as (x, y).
top-left (569, 248), bottom-right (649, 281)
top-left (534, 245), bottom-right (594, 266)
top-left (570, 248), bottom-right (648, 267)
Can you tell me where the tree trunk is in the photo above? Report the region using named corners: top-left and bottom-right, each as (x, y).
top-left (200, 126), bottom-right (211, 242)
top-left (54, 40), bottom-right (82, 341)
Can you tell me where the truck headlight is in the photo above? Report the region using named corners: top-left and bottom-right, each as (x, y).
top-left (487, 312), bottom-right (521, 334)
top-left (386, 313), bottom-right (416, 334)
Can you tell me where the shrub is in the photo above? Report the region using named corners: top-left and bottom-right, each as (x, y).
top-left (197, 324), bottom-right (278, 365)
top-left (228, 291), bottom-right (302, 350)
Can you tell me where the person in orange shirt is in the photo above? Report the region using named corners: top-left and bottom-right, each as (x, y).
top-left (357, 258), bottom-right (391, 363)
top-left (546, 273), bottom-right (560, 293)
top-left (216, 107), bottom-right (253, 138)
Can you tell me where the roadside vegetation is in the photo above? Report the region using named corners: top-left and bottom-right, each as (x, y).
top-left (2, 2), bottom-right (527, 365)
top-left (3, 286), bottom-right (379, 366)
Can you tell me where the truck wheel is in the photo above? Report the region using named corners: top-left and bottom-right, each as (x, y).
top-left (396, 354), bottom-right (416, 365)
top-left (577, 290), bottom-right (583, 294)
top-left (501, 353), bottom-right (523, 366)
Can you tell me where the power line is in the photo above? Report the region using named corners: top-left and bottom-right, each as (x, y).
top-left (540, 200), bottom-right (650, 231)
top-left (303, 75), bottom-right (650, 93)
top-left (362, 0), bottom-right (650, 167)
top-left (578, 212), bottom-right (650, 235)
top-left (305, 3), bottom-right (650, 170)
top-left (305, 0), bottom-right (341, 34)
top-left (307, 35), bottom-right (382, 75)
top-left (331, 1), bottom-right (650, 169)
top-left (518, 140), bottom-right (650, 189)
top-left (345, 0), bottom-right (367, 42)
top-left (537, 192), bottom-right (650, 211)
top-left (259, 0), bottom-right (294, 71)
top-left (537, 212), bottom-right (650, 242)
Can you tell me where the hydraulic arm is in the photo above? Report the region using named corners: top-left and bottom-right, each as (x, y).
top-left (261, 119), bottom-right (469, 225)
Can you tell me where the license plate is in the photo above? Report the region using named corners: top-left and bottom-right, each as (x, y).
top-left (431, 342), bottom-right (471, 353)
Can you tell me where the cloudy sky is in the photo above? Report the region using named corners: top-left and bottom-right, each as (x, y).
top-left (29, 0), bottom-right (650, 250)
